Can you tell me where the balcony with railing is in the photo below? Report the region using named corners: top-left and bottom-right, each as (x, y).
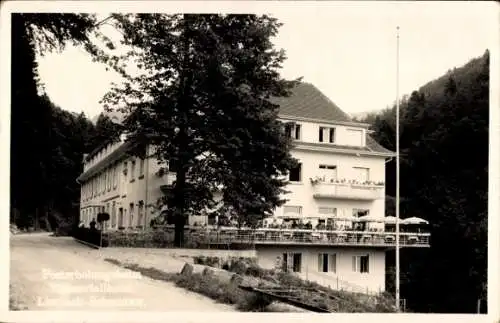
top-left (311, 178), bottom-right (384, 201)
top-left (188, 227), bottom-right (430, 248)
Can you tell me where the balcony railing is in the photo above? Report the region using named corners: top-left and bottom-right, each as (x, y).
top-left (312, 183), bottom-right (384, 200)
top-left (188, 228), bottom-right (430, 248)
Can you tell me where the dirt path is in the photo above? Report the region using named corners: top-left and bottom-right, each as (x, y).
top-left (9, 233), bottom-right (235, 311)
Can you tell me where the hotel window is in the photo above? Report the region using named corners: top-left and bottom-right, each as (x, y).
top-left (353, 167), bottom-right (370, 182)
top-left (105, 203), bottom-right (110, 229)
top-left (284, 123), bottom-right (301, 140)
top-left (111, 201), bottom-right (116, 228)
top-left (318, 207), bottom-right (336, 216)
top-left (353, 255), bottom-right (370, 273)
top-left (113, 166), bottom-right (118, 189)
top-left (123, 161), bottom-right (128, 180)
top-left (130, 159), bottom-right (136, 180)
top-left (129, 203), bottom-right (135, 227)
top-left (318, 164), bottom-right (337, 181)
top-left (352, 209), bottom-right (369, 217)
top-left (107, 169), bottom-right (111, 191)
top-left (138, 202), bottom-right (144, 227)
top-left (346, 128), bottom-right (364, 146)
top-left (318, 253), bottom-right (336, 273)
top-left (283, 253), bottom-right (302, 273)
top-left (123, 209), bottom-right (128, 227)
top-left (289, 163), bottom-right (302, 182)
top-left (283, 205), bottom-right (302, 215)
top-left (319, 127), bottom-right (335, 143)
top-left (139, 158), bottom-right (145, 177)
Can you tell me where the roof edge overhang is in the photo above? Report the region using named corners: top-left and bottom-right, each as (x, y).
top-left (278, 114), bottom-right (371, 129)
top-left (77, 141), bottom-right (135, 182)
top-left (293, 142), bottom-right (395, 158)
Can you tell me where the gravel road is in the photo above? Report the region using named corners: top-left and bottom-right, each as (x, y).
top-left (9, 233), bottom-right (235, 311)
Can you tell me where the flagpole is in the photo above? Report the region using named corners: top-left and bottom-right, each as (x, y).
top-left (395, 25), bottom-right (401, 311)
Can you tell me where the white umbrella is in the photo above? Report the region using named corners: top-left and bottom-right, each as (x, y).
top-left (401, 217), bottom-right (429, 225)
top-left (358, 215), bottom-right (384, 222)
top-left (384, 216), bottom-right (398, 224)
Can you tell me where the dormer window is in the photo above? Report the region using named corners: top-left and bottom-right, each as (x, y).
top-left (285, 122), bottom-right (301, 140)
top-left (346, 128), bottom-right (364, 146)
top-left (319, 127), bottom-right (335, 143)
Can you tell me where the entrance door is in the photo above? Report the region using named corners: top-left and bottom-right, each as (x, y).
top-left (283, 252), bottom-right (302, 273)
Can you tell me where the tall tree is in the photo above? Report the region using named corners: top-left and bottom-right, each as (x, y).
top-left (101, 14), bottom-right (299, 246)
top-left (90, 113), bottom-right (123, 148)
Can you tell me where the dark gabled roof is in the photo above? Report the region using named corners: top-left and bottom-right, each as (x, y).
top-left (82, 83), bottom-right (392, 172)
top-left (273, 82), bottom-right (353, 123)
top-left (274, 82), bottom-right (394, 155)
top-left (366, 136), bottom-right (394, 155)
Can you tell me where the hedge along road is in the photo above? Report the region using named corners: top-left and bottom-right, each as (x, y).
top-left (9, 233), bottom-right (235, 311)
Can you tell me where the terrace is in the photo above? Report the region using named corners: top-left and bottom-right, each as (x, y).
top-left (189, 227), bottom-right (430, 248)
top-left (105, 223), bottom-right (431, 249)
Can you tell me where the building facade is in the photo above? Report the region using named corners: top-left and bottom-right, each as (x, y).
top-left (77, 83), bottom-right (429, 293)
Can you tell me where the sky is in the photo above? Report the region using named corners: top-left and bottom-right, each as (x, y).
top-left (33, 1), bottom-right (496, 120)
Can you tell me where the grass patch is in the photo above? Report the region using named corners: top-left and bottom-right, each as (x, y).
top-left (103, 258), bottom-right (272, 311)
top-left (198, 257), bottom-right (398, 313)
top-left (104, 257), bottom-right (397, 313)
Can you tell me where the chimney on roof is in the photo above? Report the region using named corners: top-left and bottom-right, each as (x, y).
top-left (82, 153), bottom-right (89, 164)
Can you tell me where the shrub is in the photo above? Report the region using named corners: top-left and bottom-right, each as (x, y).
top-left (72, 227), bottom-right (109, 247)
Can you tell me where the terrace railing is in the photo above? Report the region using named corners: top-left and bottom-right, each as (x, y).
top-left (105, 226), bottom-right (430, 248)
top-left (188, 227), bottom-right (430, 248)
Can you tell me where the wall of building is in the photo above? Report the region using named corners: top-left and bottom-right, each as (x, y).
top-left (275, 149), bottom-right (386, 222)
top-left (80, 141), bottom-right (387, 229)
top-left (79, 119), bottom-right (387, 230)
top-left (280, 118), bottom-right (367, 147)
top-left (256, 245), bottom-right (385, 293)
top-left (80, 143), bottom-right (208, 229)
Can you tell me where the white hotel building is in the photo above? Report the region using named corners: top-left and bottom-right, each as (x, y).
top-left (77, 83), bottom-right (430, 293)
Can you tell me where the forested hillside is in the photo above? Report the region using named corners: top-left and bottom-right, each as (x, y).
top-left (10, 13), bottom-right (122, 230)
top-left (11, 102), bottom-right (120, 230)
top-left (358, 50), bottom-right (489, 313)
